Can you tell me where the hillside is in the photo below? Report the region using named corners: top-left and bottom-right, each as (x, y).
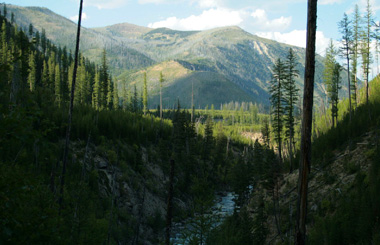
top-left (153, 71), bottom-right (254, 109)
top-left (93, 22), bottom-right (152, 39)
top-left (208, 77), bottom-right (380, 244)
top-left (4, 3), bottom-right (351, 108)
top-left (4, 4), bottom-right (154, 71)
top-left (0, 13), bottom-right (252, 244)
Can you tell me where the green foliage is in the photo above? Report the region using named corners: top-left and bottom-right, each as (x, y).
top-left (270, 58), bottom-right (286, 161)
top-left (323, 40), bottom-right (341, 128)
top-left (5, 3), bottom-right (346, 108)
top-left (207, 209), bottom-right (254, 245)
top-left (313, 77), bottom-right (380, 166)
top-left (143, 72), bottom-right (148, 115)
top-left (309, 145), bottom-right (380, 244)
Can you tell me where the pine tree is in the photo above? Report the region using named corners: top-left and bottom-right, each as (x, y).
top-left (191, 81), bottom-right (195, 123)
top-left (132, 84), bottom-right (138, 113)
top-left (48, 51), bottom-right (56, 91)
top-left (77, 59), bottom-right (88, 105)
top-left (331, 63), bottom-right (342, 126)
top-left (41, 28), bottom-right (47, 53)
top-left (54, 63), bottom-right (61, 107)
top-left (143, 72), bottom-right (148, 115)
top-left (270, 58), bottom-right (286, 163)
top-left (202, 116), bottom-right (214, 163)
top-left (159, 72), bottom-right (164, 119)
top-left (261, 118), bottom-right (270, 146)
top-left (107, 77), bottom-right (113, 110)
top-left (28, 23), bottom-right (33, 37)
top-left (361, 0), bottom-right (373, 105)
top-left (338, 13), bottom-right (353, 122)
top-left (92, 69), bottom-right (101, 110)
top-left (68, 63), bottom-right (74, 99)
top-left (74, 63), bottom-right (82, 105)
top-left (41, 59), bottom-right (49, 88)
top-left (27, 51), bottom-right (36, 92)
top-left (122, 83), bottom-right (128, 111)
top-left (283, 48), bottom-right (299, 171)
top-left (1, 21), bottom-right (9, 65)
top-left (35, 30), bottom-right (40, 47)
top-left (113, 80), bottom-right (119, 110)
top-left (323, 40), bottom-right (337, 127)
top-left (59, 51), bottom-right (69, 103)
top-left (100, 49), bottom-right (109, 109)
top-left (351, 4), bottom-right (361, 109)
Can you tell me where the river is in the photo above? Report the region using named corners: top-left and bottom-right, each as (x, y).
top-left (170, 192), bottom-right (237, 244)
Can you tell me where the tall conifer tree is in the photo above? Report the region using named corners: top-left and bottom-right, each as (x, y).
top-left (284, 48), bottom-right (299, 170)
top-left (362, 0), bottom-right (373, 105)
top-left (92, 69), bottom-right (101, 110)
top-left (100, 49), bottom-right (109, 109)
top-left (143, 72), bottom-right (148, 115)
top-left (159, 72), bottom-right (164, 119)
top-left (113, 80), bottom-right (119, 110)
top-left (351, 4), bottom-right (361, 109)
top-left (270, 58), bottom-right (286, 163)
top-left (323, 40), bottom-right (339, 127)
top-left (27, 51), bottom-right (36, 92)
top-left (107, 76), bottom-right (113, 110)
top-left (338, 13), bottom-right (353, 122)
top-left (54, 63), bottom-right (61, 107)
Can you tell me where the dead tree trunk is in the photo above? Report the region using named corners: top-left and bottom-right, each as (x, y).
top-left (296, 0), bottom-right (317, 244)
top-left (59, 0), bottom-right (83, 213)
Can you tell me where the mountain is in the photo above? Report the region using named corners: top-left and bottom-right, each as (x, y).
top-left (4, 3), bottom-right (349, 108)
top-left (5, 4), bottom-right (154, 70)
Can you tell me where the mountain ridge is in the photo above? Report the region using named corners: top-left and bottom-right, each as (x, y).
top-left (3, 3), bottom-right (350, 108)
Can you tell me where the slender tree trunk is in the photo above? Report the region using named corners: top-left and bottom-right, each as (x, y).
top-left (165, 159), bottom-right (175, 245)
top-left (59, 0), bottom-right (83, 213)
top-left (277, 87), bottom-right (283, 163)
top-left (296, 0), bottom-right (317, 244)
top-left (366, 39), bottom-right (370, 105)
top-left (160, 86), bottom-right (163, 120)
top-left (347, 58), bottom-right (352, 123)
top-left (191, 81), bottom-right (194, 123)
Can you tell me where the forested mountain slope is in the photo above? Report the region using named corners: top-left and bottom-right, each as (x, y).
top-left (0, 12), bottom-right (251, 244)
top-left (208, 76), bottom-right (380, 244)
top-left (4, 3), bottom-right (350, 108)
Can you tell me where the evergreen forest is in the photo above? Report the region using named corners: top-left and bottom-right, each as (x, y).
top-left (1, 1), bottom-right (380, 244)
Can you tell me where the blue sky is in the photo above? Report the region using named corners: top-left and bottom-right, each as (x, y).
top-left (8, 0), bottom-right (380, 56)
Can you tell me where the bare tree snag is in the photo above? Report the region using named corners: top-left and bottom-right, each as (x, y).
top-left (296, 0), bottom-right (317, 244)
top-left (59, 0), bottom-right (83, 213)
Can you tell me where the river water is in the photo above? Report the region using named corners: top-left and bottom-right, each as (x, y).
top-left (170, 192), bottom-right (236, 244)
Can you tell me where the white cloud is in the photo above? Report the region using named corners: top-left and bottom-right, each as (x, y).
top-left (138, 0), bottom-right (170, 4)
top-left (318, 0), bottom-right (343, 5)
top-left (148, 8), bottom-right (243, 31)
top-left (84, 0), bottom-right (127, 9)
top-left (191, 0), bottom-right (221, 8)
top-left (251, 9), bottom-right (291, 32)
top-left (70, 12), bottom-right (88, 22)
top-left (256, 30), bottom-right (331, 56)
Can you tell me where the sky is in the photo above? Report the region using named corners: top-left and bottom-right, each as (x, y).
top-left (7, 0), bottom-right (380, 56)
